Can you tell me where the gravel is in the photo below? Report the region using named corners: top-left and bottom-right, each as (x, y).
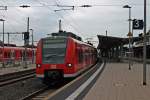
top-left (0, 78), bottom-right (46, 100)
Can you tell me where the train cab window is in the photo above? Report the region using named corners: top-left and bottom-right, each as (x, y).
top-left (42, 37), bottom-right (67, 64)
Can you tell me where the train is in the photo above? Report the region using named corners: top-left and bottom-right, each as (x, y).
top-left (0, 46), bottom-right (36, 65)
top-left (36, 31), bottom-right (98, 84)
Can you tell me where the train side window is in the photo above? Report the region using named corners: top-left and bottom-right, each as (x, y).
top-left (0, 49), bottom-right (1, 54)
top-left (20, 51), bottom-right (22, 57)
top-left (11, 50), bottom-right (15, 58)
top-left (8, 52), bottom-right (11, 58)
top-left (78, 49), bottom-right (83, 63)
top-left (4, 52), bottom-right (7, 58)
top-left (0, 49), bottom-right (2, 58)
top-left (76, 46), bottom-right (83, 63)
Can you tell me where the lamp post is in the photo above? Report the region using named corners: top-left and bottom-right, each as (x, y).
top-left (143, 0), bottom-right (147, 85)
top-left (30, 29), bottom-right (34, 64)
top-left (123, 5), bottom-right (132, 70)
top-left (0, 18), bottom-right (5, 67)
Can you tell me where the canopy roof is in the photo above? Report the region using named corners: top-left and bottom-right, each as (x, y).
top-left (97, 35), bottom-right (141, 49)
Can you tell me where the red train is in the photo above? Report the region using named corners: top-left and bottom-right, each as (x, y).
top-left (0, 46), bottom-right (35, 64)
top-left (36, 32), bottom-right (97, 84)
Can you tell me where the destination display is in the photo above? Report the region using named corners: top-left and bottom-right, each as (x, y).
top-left (43, 38), bottom-right (66, 44)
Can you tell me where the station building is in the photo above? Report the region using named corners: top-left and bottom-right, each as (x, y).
top-left (97, 33), bottom-right (150, 60)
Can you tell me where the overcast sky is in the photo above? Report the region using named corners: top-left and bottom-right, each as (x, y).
top-left (0, 0), bottom-right (149, 47)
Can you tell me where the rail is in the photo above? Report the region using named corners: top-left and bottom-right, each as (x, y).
top-left (0, 69), bottom-right (35, 87)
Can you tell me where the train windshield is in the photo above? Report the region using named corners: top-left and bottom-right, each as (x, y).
top-left (42, 37), bottom-right (67, 64)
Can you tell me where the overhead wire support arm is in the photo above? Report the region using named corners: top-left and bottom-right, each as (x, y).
top-left (19, 5), bottom-right (30, 8)
top-left (54, 8), bottom-right (74, 12)
top-left (80, 5), bottom-right (92, 7)
top-left (54, 4), bottom-right (92, 12)
top-left (56, 4), bottom-right (74, 8)
top-left (54, 4), bottom-right (75, 12)
top-left (0, 6), bottom-right (7, 10)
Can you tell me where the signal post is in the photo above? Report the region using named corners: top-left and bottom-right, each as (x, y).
top-left (23, 17), bottom-right (30, 68)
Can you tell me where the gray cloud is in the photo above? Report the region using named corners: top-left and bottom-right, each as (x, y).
top-left (0, 0), bottom-right (149, 47)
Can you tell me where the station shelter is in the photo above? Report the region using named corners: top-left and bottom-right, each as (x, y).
top-left (97, 35), bottom-right (145, 60)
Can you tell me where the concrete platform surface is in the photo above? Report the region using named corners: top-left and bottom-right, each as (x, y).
top-left (0, 64), bottom-right (36, 76)
top-left (84, 63), bottom-right (150, 100)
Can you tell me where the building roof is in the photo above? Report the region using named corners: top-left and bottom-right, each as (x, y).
top-left (97, 35), bottom-right (141, 50)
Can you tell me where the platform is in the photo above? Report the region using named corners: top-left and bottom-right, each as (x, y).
top-left (84, 62), bottom-right (150, 100)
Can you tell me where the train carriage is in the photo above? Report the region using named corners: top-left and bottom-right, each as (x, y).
top-left (36, 32), bottom-right (97, 84)
top-left (0, 46), bottom-right (36, 64)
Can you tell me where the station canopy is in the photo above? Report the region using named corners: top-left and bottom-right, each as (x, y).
top-left (97, 35), bottom-right (141, 50)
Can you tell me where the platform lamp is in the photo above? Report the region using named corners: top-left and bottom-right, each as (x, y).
top-left (123, 5), bottom-right (132, 70)
top-left (143, 0), bottom-right (147, 85)
top-left (0, 18), bottom-right (5, 67)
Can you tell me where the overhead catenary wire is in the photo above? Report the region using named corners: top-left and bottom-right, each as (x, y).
top-left (0, 11), bottom-right (18, 32)
top-left (54, 0), bottom-right (85, 35)
top-left (0, 0), bottom-right (28, 45)
top-left (1, 1), bottom-right (148, 41)
top-left (35, 0), bottom-right (83, 37)
top-left (1, 0), bottom-right (27, 26)
top-left (1, 0), bottom-right (115, 39)
top-left (0, 3), bottom-right (150, 8)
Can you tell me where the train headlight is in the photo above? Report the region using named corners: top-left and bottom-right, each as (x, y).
top-left (37, 64), bottom-right (41, 68)
top-left (67, 63), bottom-right (72, 68)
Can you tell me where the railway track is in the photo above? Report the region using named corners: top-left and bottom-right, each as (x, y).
top-left (0, 69), bottom-right (35, 87)
top-left (20, 80), bottom-right (70, 100)
top-left (21, 86), bottom-right (54, 100)
top-left (19, 62), bottom-right (103, 100)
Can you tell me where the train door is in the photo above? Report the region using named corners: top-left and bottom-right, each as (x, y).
top-left (0, 48), bottom-right (2, 62)
top-left (10, 49), bottom-right (15, 64)
top-left (22, 50), bottom-right (25, 62)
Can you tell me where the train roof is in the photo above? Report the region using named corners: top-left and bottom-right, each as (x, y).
top-left (0, 46), bottom-right (22, 48)
top-left (42, 31), bottom-right (95, 49)
top-left (70, 37), bottom-right (96, 49)
top-left (0, 46), bottom-right (35, 50)
top-left (51, 31), bottom-right (82, 41)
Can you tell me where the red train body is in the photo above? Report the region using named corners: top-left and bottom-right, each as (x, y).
top-left (36, 35), bottom-right (97, 83)
top-left (0, 46), bottom-right (35, 64)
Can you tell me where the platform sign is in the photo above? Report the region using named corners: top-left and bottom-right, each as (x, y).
top-left (133, 19), bottom-right (143, 30)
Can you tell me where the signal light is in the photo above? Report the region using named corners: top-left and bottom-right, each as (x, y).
top-left (23, 32), bottom-right (29, 40)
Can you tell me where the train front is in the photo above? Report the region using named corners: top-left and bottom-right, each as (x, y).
top-left (36, 36), bottom-right (73, 84)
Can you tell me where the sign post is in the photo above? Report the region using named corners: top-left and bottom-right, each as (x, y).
top-left (132, 19), bottom-right (146, 85)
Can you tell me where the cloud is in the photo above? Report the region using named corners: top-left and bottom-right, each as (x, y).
top-left (0, 0), bottom-right (149, 46)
